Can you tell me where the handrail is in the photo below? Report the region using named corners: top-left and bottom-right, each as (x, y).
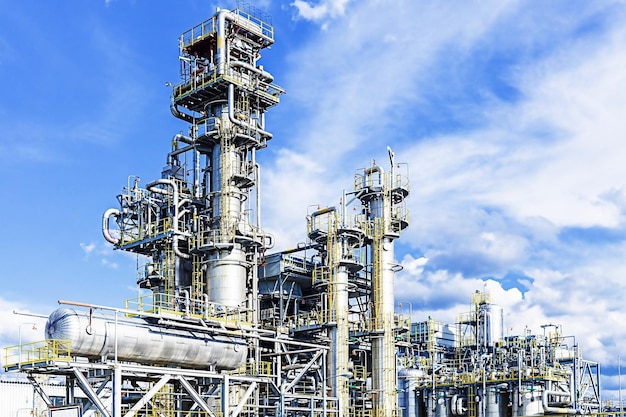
top-left (125, 292), bottom-right (253, 325)
top-left (3, 339), bottom-right (71, 371)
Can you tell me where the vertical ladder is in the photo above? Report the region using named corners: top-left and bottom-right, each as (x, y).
top-left (163, 246), bottom-right (176, 309)
top-left (191, 253), bottom-right (204, 315)
top-left (467, 386), bottom-right (477, 417)
top-left (220, 128), bottom-right (235, 241)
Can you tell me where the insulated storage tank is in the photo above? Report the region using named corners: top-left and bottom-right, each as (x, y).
top-left (514, 385), bottom-right (543, 416)
top-left (478, 303), bottom-right (504, 349)
top-left (45, 308), bottom-right (247, 370)
top-left (399, 368), bottom-right (425, 417)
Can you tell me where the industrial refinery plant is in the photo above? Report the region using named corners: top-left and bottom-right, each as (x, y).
top-left (2, 4), bottom-right (602, 417)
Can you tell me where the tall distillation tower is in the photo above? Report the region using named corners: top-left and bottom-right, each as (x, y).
top-left (306, 148), bottom-right (410, 416)
top-left (103, 6), bottom-right (283, 315)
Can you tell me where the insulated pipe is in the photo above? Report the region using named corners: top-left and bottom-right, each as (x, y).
top-left (542, 390), bottom-right (577, 414)
top-left (388, 146), bottom-right (395, 178)
top-left (230, 61), bottom-right (274, 83)
top-left (365, 165), bottom-right (384, 176)
top-left (179, 289), bottom-right (191, 315)
top-left (248, 157), bottom-right (261, 322)
top-left (253, 150), bottom-right (260, 228)
top-left (216, 9), bottom-right (235, 76)
top-left (173, 133), bottom-right (193, 145)
top-left (146, 179), bottom-right (191, 259)
top-left (228, 84), bottom-right (272, 139)
top-left (102, 208), bottom-right (121, 244)
top-left (311, 206), bottom-right (336, 218)
top-left (194, 144), bottom-right (201, 199)
top-left (170, 95), bottom-right (196, 124)
top-left (169, 144), bottom-right (195, 157)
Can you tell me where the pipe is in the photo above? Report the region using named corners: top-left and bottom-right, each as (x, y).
top-left (365, 165), bottom-right (384, 176)
top-left (253, 151), bottom-right (260, 227)
top-left (228, 84), bottom-right (272, 139)
top-left (216, 9), bottom-right (235, 76)
top-left (146, 179), bottom-right (191, 259)
top-left (179, 289), bottom-right (190, 316)
top-left (542, 390), bottom-right (577, 414)
top-left (194, 145), bottom-right (201, 199)
top-left (311, 206), bottom-right (336, 217)
top-left (173, 133), bottom-right (193, 145)
top-left (102, 208), bottom-right (121, 244)
top-left (230, 61), bottom-right (274, 83)
top-left (278, 242), bottom-right (320, 255)
top-left (170, 95), bottom-right (196, 124)
top-left (169, 144), bottom-right (195, 157)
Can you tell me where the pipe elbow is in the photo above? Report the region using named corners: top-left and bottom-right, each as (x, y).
top-left (173, 235), bottom-right (190, 259)
top-left (264, 233), bottom-right (275, 250)
top-left (102, 208), bottom-right (121, 245)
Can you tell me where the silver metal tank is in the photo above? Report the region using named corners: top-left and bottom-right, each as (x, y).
top-left (398, 368), bottom-right (425, 417)
top-left (207, 244), bottom-right (249, 307)
top-left (485, 387), bottom-right (509, 417)
top-left (435, 391), bottom-right (448, 417)
top-left (45, 308), bottom-right (247, 370)
top-left (514, 385), bottom-right (543, 416)
top-left (478, 303), bottom-right (504, 349)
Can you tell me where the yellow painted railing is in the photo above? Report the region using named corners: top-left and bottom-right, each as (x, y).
top-left (125, 292), bottom-right (252, 325)
top-left (3, 339), bottom-right (71, 370)
top-left (120, 217), bottom-right (173, 246)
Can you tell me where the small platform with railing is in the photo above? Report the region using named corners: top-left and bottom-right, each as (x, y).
top-left (3, 339), bottom-right (71, 372)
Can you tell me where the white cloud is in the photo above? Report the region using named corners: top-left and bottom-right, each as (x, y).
top-left (0, 297), bottom-right (48, 358)
top-left (101, 258), bottom-right (119, 269)
top-left (80, 242), bottom-right (96, 255)
top-left (478, 232), bottom-right (528, 264)
top-left (395, 255), bottom-right (525, 325)
top-left (291, 0), bottom-right (350, 23)
top-left (474, 24), bottom-right (626, 229)
top-left (267, 0), bottom-right (520, 248)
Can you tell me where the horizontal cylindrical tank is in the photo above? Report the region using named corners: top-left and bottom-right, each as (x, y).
top-left (45, 308), bottom-right (247, 370)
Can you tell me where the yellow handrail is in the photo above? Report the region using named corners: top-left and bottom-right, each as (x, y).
top-left (3, 339), bottom-right (71, 370)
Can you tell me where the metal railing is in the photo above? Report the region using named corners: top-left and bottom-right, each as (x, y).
top-left (125, 292), bottom-right (252, 325)
top-left (3, 339), bottom-right (71, 370)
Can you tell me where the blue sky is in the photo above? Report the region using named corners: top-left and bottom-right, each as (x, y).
top-left (2, 0), bottom-right (626, 398)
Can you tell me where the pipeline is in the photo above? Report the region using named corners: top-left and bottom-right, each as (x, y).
top-left (102, 208), bottom-right (121, 244)
top-left (542, 390), bottom-right (578, 414)
top-left (230, 60), bottom-right (274, 83)
top-left (146, 179), bottom-right (191, 259)
top-left (228, 84), bottom-right (272, 139)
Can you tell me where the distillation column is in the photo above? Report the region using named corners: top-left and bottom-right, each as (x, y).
top-left (309, 206), bottom-right (365, 416)
top-left (169, 8), bottom-right (284, 309)
top-left (97, 6), bottom-right (284, 416)
top-left (356, 154), bottom-right (409, 416)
